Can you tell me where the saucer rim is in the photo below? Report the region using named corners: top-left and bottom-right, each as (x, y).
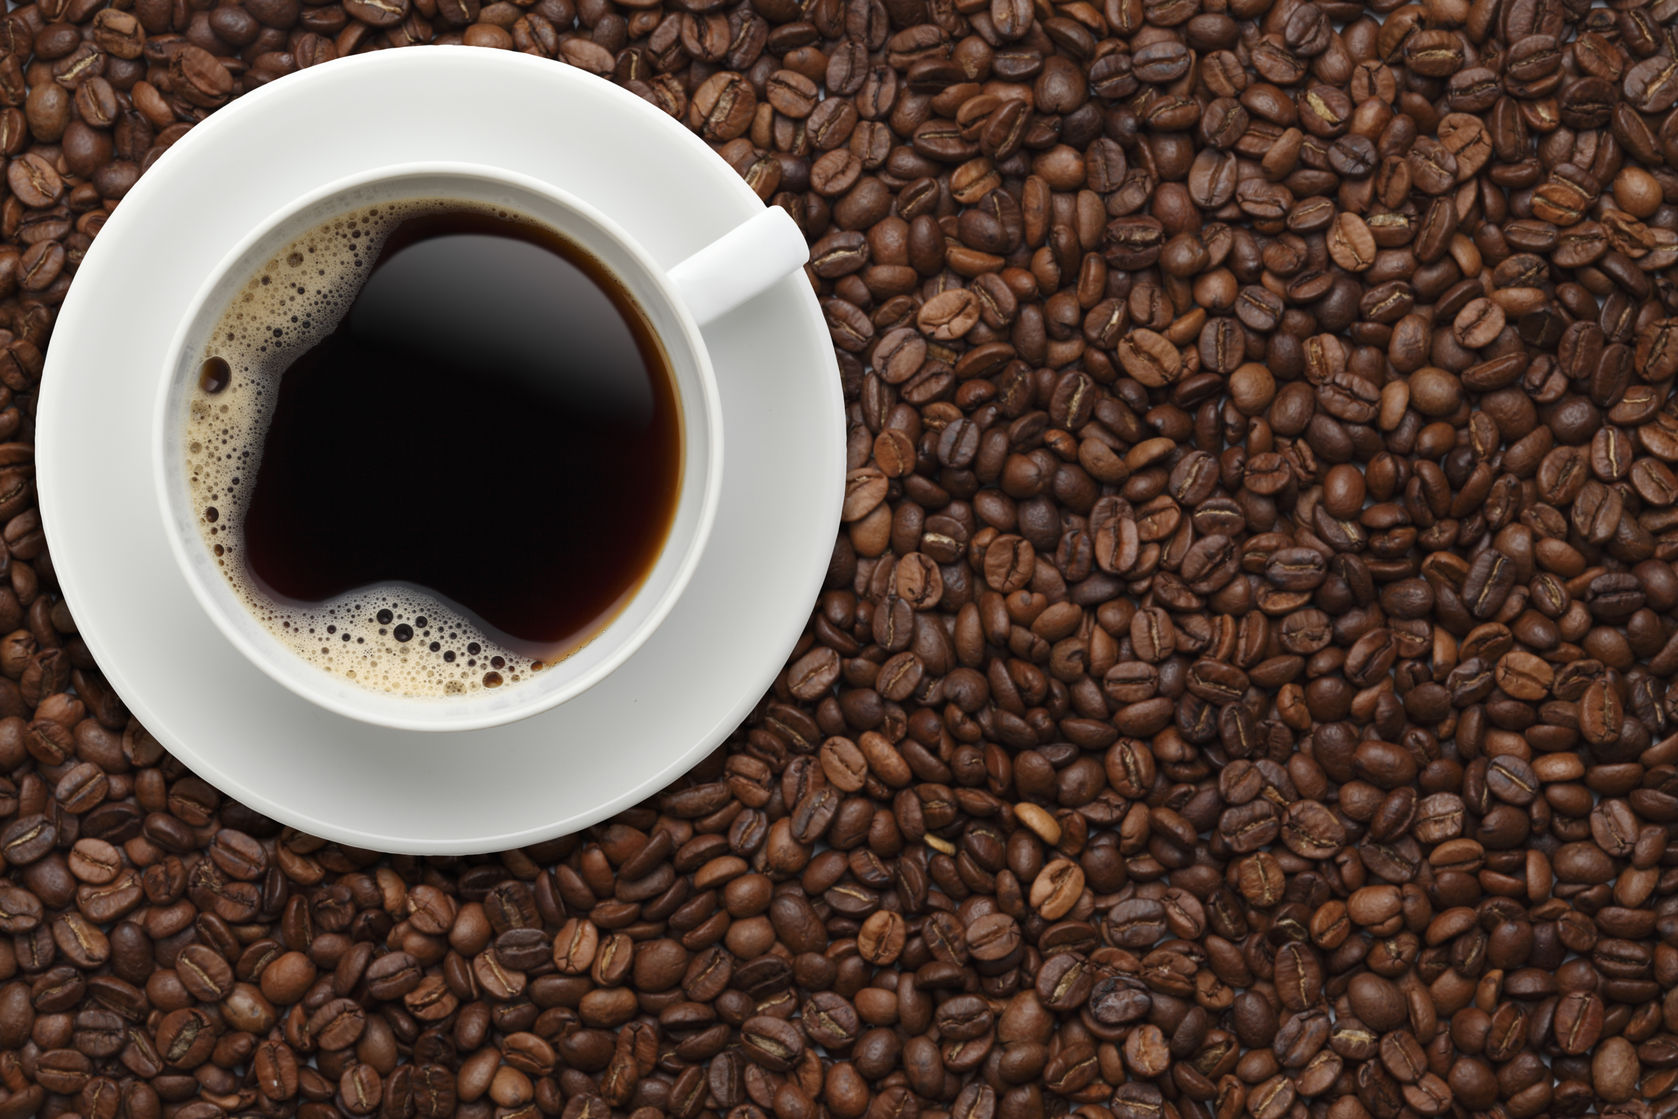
top-left (37, 48), bottom-right (844, 853)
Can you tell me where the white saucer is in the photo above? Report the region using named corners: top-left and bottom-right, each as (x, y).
top-left (36, 48), bottom-right (844, 853)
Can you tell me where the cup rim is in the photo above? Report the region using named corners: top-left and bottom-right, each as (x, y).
top-left (151, 160), bottom-right (725, 733)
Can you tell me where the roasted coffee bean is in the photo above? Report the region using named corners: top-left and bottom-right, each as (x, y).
top-left (740, 1015), bottom-right (804, 1071)
top-left (175, 944), bottom-right (234, 1001)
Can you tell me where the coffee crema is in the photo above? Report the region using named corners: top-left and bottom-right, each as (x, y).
top-left (183, 199), bottom-right (682, 698)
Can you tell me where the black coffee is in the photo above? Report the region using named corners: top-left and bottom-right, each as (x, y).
top-left (185, 203), bottom-right (681, 696)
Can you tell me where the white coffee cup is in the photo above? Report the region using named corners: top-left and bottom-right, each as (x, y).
top-left (152, 162), bottom-right (807, 734)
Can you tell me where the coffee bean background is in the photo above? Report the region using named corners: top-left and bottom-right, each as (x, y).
top-left (2, 0), bottom-right (1678, 1116)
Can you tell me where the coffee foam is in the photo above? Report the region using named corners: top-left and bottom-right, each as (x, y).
top-left (182, 199), bottom-right (546, 698)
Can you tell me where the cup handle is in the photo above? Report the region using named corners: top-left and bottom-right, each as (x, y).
top-left (666, 207), bottom-right (808, 328)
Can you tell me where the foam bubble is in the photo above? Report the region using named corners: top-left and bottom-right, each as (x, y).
top-left (182, 199), bottom-right (543, 699)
